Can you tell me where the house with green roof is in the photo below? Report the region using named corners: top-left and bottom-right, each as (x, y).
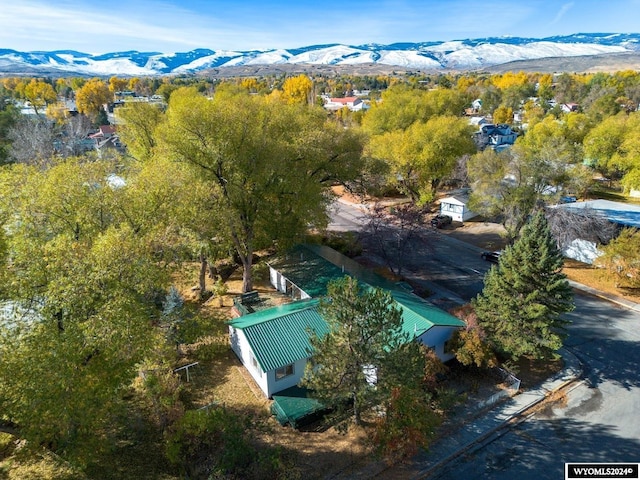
top-left (228, 244), bottom-right (465, 398)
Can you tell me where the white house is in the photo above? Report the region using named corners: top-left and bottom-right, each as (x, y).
top-left (228, 299), bottom-right (326, 398)
top-left (554, 199), bottom-right (640, 264)
top-left (323, 96), bottom-right (369, 112)
top-left (228, 244), bottom-right (466, 398)
top-left (438, 194), bottom-right (478, 222)
top-left (468, 116), bottom-right (491, 127)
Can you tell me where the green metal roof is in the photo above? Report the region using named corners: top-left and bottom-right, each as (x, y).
top-left (231, 245), bottom-right (465, 373)
top-left (267, 244), bottom-right (399, 298)
top-left (390, 290), bottom-right (466, 337)
top-left (270, 386), bottom-right (327, 428)
top-left (229, 291), bottom-right (464, 373)
top-left (228, 299), bottom-right (328, 372)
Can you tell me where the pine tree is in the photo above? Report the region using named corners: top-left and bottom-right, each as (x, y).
top-left (473, 210), bottom-right (574, 361)
top-left (302, 276), bottom-right (415, 426)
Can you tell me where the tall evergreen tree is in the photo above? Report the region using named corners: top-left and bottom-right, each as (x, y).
top-left (473, 210), bottom-right (574, 361)
top-left (302, 277), bottom-right (423, 426)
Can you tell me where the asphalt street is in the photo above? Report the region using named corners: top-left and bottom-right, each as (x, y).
top-left (328, 199), bottom-right (640, 479)
top-left (431, 291), bottom-right (640, 479)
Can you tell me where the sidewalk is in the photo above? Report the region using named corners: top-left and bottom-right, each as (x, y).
top-left (398, 346), bottom-right (583, 479)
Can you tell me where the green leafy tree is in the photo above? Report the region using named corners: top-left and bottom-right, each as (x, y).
top-left (584, 112), bottom-right (640, 180)
top-left (116, 102), bottom-right (165, 161)
top-left (0, 100), bottom-right (19, 164)
top-left (367, 115), bottom-right (475, 204)
top-left (469, 134), bottom-right (575, 243)
top-left (362, 84), bottom-right (468, 135)
top-left (0, 158), bottom-right (180, 462)
top-left (158, 88), bottom-right (364, 292)
top-left (473, 211), bottom-right (574, 361)
top-left (302, 277), bottom-right (422, 426)
top-left (468, 148), bottom-right (537, 242)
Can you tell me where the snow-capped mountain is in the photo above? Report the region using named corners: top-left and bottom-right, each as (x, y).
top-left (0, 33), bottom-right (638, 76)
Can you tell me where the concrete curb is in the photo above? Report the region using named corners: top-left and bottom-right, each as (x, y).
top-left (569, 280), bottom-right (640, 313)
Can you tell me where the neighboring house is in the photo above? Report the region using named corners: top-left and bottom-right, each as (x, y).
top-left (561, 103), bottom-right (580, 113)
top-left (228, 244), bottom-right (465, 398)
top-left (513, 111), bottom-right (524, 123)
top-left (468, 116), bottom-right (491, 127)
top-left (554, 199), bottom-right (640, 264)
top-left (89, 125), bottom-right (116, 140)
top-left (323, 96), bottom-right (369, 112)
top-left (438, 194), bottom-right (478, 222)
top-left (89, 125), bottom-right (122, 154)
top-left (473, 123), bottom-right (518, 151)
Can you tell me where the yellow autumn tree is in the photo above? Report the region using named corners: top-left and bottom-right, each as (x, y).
top-left (239, 77), bottom-right (259, 93)
top-left (75, 78), bottom-right (112, 118)
top-left (492, 105), bottom-right (513, 125)
top-left (491, 71), bottom-right (529, 90)
top-left (46, 101), bottom-right (70, 122)
top-left (281, 74), bottom-right (313, 104)
top-left (24, 79), bottom-right (57, 115)
top-left (109, 76), bottom-right (129, 94)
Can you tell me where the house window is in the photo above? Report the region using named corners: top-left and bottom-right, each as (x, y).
top-left (250, 352), bottom-right (262, 377)
top-left (275, 364), bottom-right (294, 380)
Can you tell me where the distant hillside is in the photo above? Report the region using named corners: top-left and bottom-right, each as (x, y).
top-left (0, 33), bottom-right (639, 76)
top-left (482, 51), bottom-right (640, 74)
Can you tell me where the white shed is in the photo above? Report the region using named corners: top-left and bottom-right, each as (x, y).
top-left (439, 195), bottom-right (478, 222)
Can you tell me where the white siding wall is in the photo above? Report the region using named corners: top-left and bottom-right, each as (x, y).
top-left (417, 325), bottom-right (458, 362)
top-left (440, 201), bottom-right (477, 222)
top-left (268, 266), bottom-right (311, 300)
top-left (265, 358), bottom-right (309, 397)
top-left (229, 324), bottom-right (311, 398)
top-left (440, 202), bottom-right (464, 222)
top-left (269, 266), bottom-right (286, 293)
top-left (228, 326), bottom-right (270, 397)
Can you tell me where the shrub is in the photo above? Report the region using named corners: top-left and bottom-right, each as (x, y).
top-left (165, 408), bottom-right (295, 479)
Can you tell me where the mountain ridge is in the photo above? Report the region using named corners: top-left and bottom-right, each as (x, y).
top-left (1, 33), bottom-right (639, 76)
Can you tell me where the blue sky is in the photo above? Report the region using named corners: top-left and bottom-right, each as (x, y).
top-left (1, 0), bottom-right (639, 54)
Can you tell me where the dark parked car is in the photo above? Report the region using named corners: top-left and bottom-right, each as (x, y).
top-left (430, 214), bottom-right (452, 228)
top-left (559, 195), bottom-right (577, 203)
top-left (481, 250), bottom-right (502, 263)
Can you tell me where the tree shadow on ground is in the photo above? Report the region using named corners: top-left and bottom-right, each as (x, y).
top-left (564, 293), bottom-right (640, 390)
top-left (460, 417), bottom-right (640, 480)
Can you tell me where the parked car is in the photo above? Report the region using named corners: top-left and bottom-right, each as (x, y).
top-left (559, 195), bottom-right (577, 204)
top-left (430, 214), bottom-right (452, 228)
top-left (481, 250), bottom-right (502, 263)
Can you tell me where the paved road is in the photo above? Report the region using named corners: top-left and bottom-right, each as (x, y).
top-left (431, 292), bottom-right (640, 479)
top-left (328, 200), bottom-right (640, 478)
top-left (328, 199), bottom-right (369, 232)
top-left (328, 199), bottom-right (491, 304)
